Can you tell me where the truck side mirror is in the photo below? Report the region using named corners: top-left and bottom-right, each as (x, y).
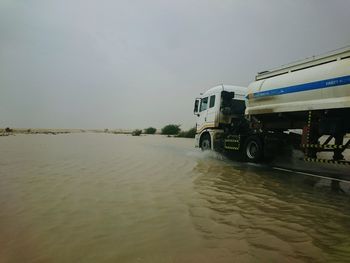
top-left (193, 99), bottom-right (200, 114)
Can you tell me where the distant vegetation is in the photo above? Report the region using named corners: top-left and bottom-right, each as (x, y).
top-left (0, 128), bottom-right (72, 135)
top-left (177, 127), bottom-right (196, 138)
top-left (161, 124), bottom-right (181, 135)
top-left (132, 129), bottom-right (142, 136)
top-left (0, 126), bottom-right (196, 138)
top-left (159, 124), bottom-right (196, 138)
top-left (144, 127), bottom-right (157, 134)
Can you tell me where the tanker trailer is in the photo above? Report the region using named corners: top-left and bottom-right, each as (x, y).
top-left (245, 47), bottom-right (350, 164)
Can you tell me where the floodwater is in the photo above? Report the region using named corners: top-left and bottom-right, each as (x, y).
top-left (1, 134), bottom-right (350, 263)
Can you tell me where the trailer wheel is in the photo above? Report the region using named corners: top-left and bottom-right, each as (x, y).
top-left (243, 136), bottom-right (263, 162)
top-left (200, 133), bottom-right (211, 151)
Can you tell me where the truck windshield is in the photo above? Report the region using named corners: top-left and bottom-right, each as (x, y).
top-left (200, 97), bottom-right (208, 112)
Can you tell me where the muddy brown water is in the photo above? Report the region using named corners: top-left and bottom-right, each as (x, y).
top-left (1, 134), bottom-right (350, 262)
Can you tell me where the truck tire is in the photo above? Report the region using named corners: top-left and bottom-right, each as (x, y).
top-left (243, 135), bottom-right (263, 162)
top-left (200, 134), bottom-right (211, 151)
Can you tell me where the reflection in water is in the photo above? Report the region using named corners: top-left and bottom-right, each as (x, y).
top-left (0, 134), bottom-right (350, 262)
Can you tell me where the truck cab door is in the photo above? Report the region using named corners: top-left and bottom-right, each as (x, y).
top-left (206, 94), bottom-right (217, 126)
top-left (196, 97), bottom-right (209, 132)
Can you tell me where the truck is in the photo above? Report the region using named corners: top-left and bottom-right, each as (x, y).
top-left (194, 47), bottom-right (350, 166)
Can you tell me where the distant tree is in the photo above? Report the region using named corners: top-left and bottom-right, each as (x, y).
top-left (161, 124), bottom-right (180, 135)
top-left (132, 129), bottom-right (142, 136)
top-left (104, 128), bottom-right (109, 133)
top-left (144, 127), bottom-right (157, 134)
top-left (185, 127), bottom-right (196, 138)
top-left (177, 127), bottom-right (196, 138)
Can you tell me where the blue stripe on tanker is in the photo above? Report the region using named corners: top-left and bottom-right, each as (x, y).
top-left (248, 75), bottom-right (350, 99)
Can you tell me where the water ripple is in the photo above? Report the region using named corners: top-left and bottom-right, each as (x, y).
top-left (1, 134), bottom-right (350, 262)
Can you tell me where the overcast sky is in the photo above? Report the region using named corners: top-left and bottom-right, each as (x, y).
top-left (1, 0), bottom-right (350, 129)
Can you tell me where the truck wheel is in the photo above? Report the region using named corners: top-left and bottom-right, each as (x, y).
top-left (243, 136), bottom-right (263, 162)
top-left (200, 134), bottom-right (211, 151)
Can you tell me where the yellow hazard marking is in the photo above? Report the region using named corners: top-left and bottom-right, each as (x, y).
top-left (301, 144), bottom-right (345, 149)
top-left (225, 146), bottom-right (240, 150)
top-left (224, 137), bottom-right (240, 151)
top-left (306, 111), bottom-right (312, 144)
top-left (303, 158), bottom-right (350, 165)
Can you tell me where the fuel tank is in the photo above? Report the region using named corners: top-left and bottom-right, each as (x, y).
top-left (246, 48), bottom-right (350, 115)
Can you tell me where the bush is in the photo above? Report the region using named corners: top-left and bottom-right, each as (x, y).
top-left (5, 127), bottom-right (13, 133)
top-left (161, 124), bottom-right (180, 135)
top-left (132, 129), bottom-right (142, 136)
top-left (144, 127), bottom-right (157, 134)
top-left (177, 127), bottom-right (196, 138)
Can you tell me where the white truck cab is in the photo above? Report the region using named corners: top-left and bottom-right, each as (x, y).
top-left (194, 85), bottom-right (247, 150)
top-left (193, 48), bottom-right (350, 165)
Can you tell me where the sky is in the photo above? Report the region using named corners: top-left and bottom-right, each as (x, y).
top-left (1, 0), bottom-right (350, 129)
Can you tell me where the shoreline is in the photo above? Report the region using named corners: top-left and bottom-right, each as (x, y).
top-left (0, 128), bottom-right (134, 136)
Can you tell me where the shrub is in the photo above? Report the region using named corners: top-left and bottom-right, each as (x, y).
top-left (177, 127), bottom-right (196, 138)
top-left (161, 124), bottom-right (180, 135)
top-left (5, 127), bottom-right (13, 133)
top-left (132, 129), bottom-right (142, 136)
top-left (144, 127), bottom-right (157, 134)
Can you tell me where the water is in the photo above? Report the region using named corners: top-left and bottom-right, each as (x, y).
top-left (1, 134), bottom-right (350, 262)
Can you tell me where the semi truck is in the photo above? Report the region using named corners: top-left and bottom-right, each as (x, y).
top-left (194, 47), bottom-right (350, 166)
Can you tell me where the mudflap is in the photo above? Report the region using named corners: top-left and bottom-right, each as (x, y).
top-left (263, 134), bottom-right (294, 162)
